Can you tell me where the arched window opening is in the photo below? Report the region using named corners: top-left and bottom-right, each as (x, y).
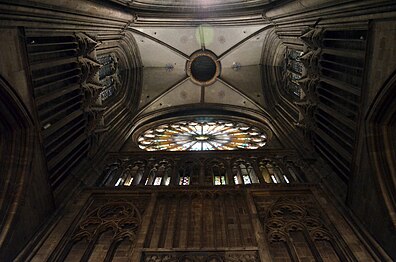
top-left (145, 160), bottom-right (173, 186)
top-left (97, 53), bottom-right (120, 104)
top-left (137, 119), bottom-right (268, 151)
top-left (259, 160), bottom-right (295, 184)
top-left (100, 162), bottom-right (120, 186)
top-left (178, 160), bottom-right (199, 186)
top-left (107, 160), bottom-right (145, 187)
top-left (232, 160), bottom-right (259, 185)
top-left (206, 160), bottom-right (227, 185)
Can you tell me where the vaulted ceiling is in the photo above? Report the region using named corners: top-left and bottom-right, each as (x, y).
top-left (108, 0), bottom-right (289, 14)
top-left (131, 23), bottom-right (273, 119)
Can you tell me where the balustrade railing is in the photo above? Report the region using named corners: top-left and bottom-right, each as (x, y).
top-left (97, 150), bottom-right (306, 187)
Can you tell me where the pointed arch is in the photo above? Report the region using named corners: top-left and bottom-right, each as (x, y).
top-left (0, 76), bottom-right (35, 257)
top-left (366, 70), bottom-right (396, 227)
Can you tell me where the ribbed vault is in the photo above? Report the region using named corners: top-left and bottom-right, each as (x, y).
top-left (130, 23), bottom-right (273, 121)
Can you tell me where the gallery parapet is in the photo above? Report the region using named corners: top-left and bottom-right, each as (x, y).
top-left (97, 149), bottom-right (307, 187)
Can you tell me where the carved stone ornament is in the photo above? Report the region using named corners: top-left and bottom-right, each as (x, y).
top-left (300, 27), bottom-right (323, 50)
top-left (75, 32), bottom-right (100, 57)
top-left (79, 57), bottom-right (101, 85)
top-left (296, 77), bottom-right (319, 100)
top-left (300, 49), bottom-right (321, 78)
top-left (85, 106), bottom-right (108, 134)
top-left (82, 82), bottom-right (103, 107)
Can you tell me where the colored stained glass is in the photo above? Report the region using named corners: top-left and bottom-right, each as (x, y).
top-left (214, 176), bottom-right (226, 185)
top-left (138, 120), bottom-right (267, 151)
top-left (179, 176), bottom-right (190, 185)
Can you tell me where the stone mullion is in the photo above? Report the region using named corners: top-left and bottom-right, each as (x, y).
top-left (103, 238), bottom-right (121, 262)
top-left (157, 197), bottom-right (171, 248)
top-left (259, 162), bottom-right (272, 183)
top-left (225, 158), bottom-right (235, 185)
top-left (129, 165), bottom-right (139, 186)
top-left (186, 195), bottom-right (194, 247)
top-left (146, 168), bottom-right (155, 186)
top-left (273, 165), bottom-right (284, 183)
top-left (236, 163), bottom-right (244, 185)
top-left (106, 164), bottom-right (123, 186)
top-left (282, 161), bottom-right (298, 183)
top-left (210, 195), bottom-right (217, 247)
top-left (138, 165), bottom-right (150, 186)
top-left (285, 235), bottom-right (302, 262)
top-left (245, 192), bottom-right (272, 261)
top-left (171, 195), bottom-right (181, 248)
top-left (302, 228), bottom-right (324, 262)
top-left (251, 157), bottom-right (265, 184)
top-left (57, 239), bottom-right (82, 262)
top-left (199, 194), bottom-right (205, 247)
top-left (232, 194), bottom-right (244, 246)
top-left (171, 159), bottom-right (180, 186)
top-left (199, 160), bottom-right (205, 185)
top-left (179, 195), bottom-right (189, 248)
top-left (327, 238), bottom-right (351, 261)
top-left (275, 158), bottom-right (291, 182)
top-left (79, 232), bottom-right (100, 262)
top-left (161, 164), bottom-right (171, 186)
top-left (220, 194), bottom-right (229, 247)
top-left (130, 192), bottom-right (158, 262)
top-left (163, 195), bottom-right (177, 248)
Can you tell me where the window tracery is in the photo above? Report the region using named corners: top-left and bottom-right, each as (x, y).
top-left (232, 159), bottom-right (259, 185)
top-left (258, 159), bottom-right (297, 184)
top-left (137, 120), bottom-right (268, 151)
top-left (178, 160), bottom-right (199, 185)
top-left (58, 196), bottom-right (149, 261)
top-left (103, 160), bottom-right (146, 187)
top-left (254, 194), bottom-right (352, 261)
top-left (99, 154), bottom-right (303, 187)
top-left (206, 159), bottom-right (227, 185)
top-left (145, 159), bottom-right (173, 186)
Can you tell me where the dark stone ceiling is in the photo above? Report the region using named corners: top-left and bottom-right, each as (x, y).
top-left (106, 0), bottom-right (290, 15)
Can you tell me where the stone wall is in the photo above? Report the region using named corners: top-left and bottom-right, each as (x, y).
top-left (29, 185), bottom-right (376, 261)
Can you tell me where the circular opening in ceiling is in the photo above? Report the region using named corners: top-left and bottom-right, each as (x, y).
top-left (186, 51), bottom-right (220, 86)
top-left (191, 55), bottom-right (216, 82)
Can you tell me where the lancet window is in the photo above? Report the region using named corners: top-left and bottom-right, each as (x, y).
top-left (178, 160), bottom-right (199, 185)
top-left (206, 159), bottom-right (227, 185)
top-left (258, 159), bottom-right (297, 184)
top-left (99, 155), bottom-right (304, 187)
top-left (232, 159), bottom-right (259, 185)
top-left (145, 159), bottom-right (173, 186)
top-left (102, 160), bottom-right (146, 187)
